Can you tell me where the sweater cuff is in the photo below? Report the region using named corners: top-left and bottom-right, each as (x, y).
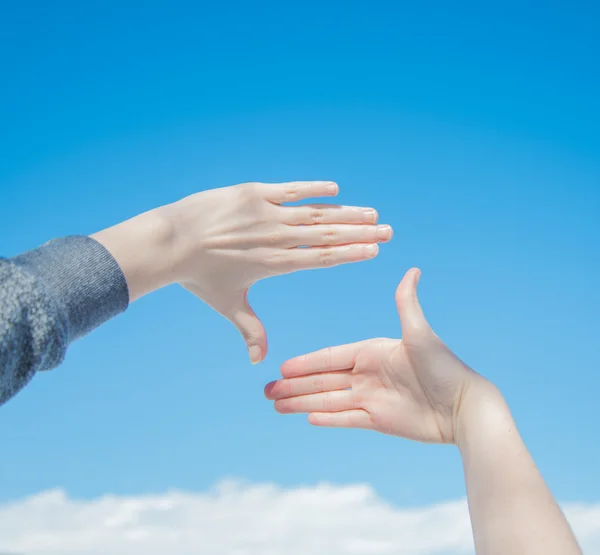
top-left (12, 236), bottom-right (129, 341)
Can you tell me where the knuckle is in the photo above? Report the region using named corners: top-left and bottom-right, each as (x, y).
top-left (321, 228), bottom-right (337, 243)
top-left (237, 182), bottom-right (264, 206)
top-left (322, 392), bottom-right (332, 411)
top-left (310, 208), bottom-right (324, 224)
top-left (238, 181), bottom-right (260, 195)
top-left (265, 228), bottom-right (283, 246)
top-left (283, 380), bottom-right (293, 398)
top-left (318, 249), bottom-right (335, 267)
top-left (265, 249), bottom-right (287, 268)
top-left (285, 187), bottom-right (300, 202)
top-left (325, 347), bottom-right (333, 370)
top-left (313, 375), bottom-right (324, 392)
top-left (243, 329), bottom-right (262, 344)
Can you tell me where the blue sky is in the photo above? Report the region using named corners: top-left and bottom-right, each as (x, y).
top-left (0, 0), bottom-right (599, 517)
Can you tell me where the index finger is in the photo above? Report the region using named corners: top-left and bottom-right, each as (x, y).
top-left (264, 181), bottom-right (339, 204)
top-left (281, 341), bottom-right (369, 378)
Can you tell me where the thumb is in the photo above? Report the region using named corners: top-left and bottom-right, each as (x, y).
top-left (227, 290), bottom-right (268, 365)
top-left (395, 268), bottom-right (432, 340)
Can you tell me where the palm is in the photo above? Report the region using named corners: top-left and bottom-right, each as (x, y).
top-left (266, 269), bottom-right (472, 445)
top-left (347, 339), bottom-right (450, 443)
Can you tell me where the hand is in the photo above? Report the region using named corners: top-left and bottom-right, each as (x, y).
top-left (265, 268), bottom-right (490, 444)
top-left (266, 269), bottom-right (583, 555)
top-left (162, 181), bottom-right (392, 364)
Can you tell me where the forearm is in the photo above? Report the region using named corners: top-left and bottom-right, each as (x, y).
top-left (457, 385), bottom-right (581, 555)
top-left (91, 206), bottom-right (178, 302)
top-left (0, 203), bottom-right (179, 406)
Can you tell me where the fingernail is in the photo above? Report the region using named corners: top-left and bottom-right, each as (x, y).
top-left (249, 345), bottom-right (262, 365)
top-left (364, 209), bottom-right (378, 223)
top-left (376, 225), bottom-right (392, 241)
top-left (326, 183), bottom-right (339, 194)
top-left (365, 244), bottom-right (379, 258)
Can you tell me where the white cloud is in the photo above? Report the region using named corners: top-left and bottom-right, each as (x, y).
top-left (0, 481), bottom-right (598, 555)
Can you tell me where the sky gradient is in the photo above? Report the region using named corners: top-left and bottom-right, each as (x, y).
top-left (0, 1), bottom-right (599, 552)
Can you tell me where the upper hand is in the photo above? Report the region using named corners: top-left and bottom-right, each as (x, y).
top-left (265, 268), bottom-right (488, 444)
top-left (164, 181), bottom-right (393, 364)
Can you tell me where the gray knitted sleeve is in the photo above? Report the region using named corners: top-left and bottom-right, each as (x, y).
top-left (0, 236), bottom-right (129, 406)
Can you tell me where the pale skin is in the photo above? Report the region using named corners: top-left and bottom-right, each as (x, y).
top-left (265, 268), bottom-right (581, 555)
top-left (92, 181), bottom-right (392, 363)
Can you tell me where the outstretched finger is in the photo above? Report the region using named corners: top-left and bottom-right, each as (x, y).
top-left (271, 243), bottom-right (379, 275)
top-left (264, 181), bottom-right (339, 204)
top-left (264, 371), bottom-right (352, 400)
top-left (280, 204), bottom-right (378, 225)
top-left (308, 410), bottom-right (372, 429)
top-left (282, 224), bottom-right (392, 248)
top-left (281, 342), bottom-right (368, 378)
top-left (274, 390), bottom-right (357, 414)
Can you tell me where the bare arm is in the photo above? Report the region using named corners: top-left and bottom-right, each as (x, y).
top-left (266, 268), bottom-right (581, 554)
top-left (458, 386), bottom-right (580, 554)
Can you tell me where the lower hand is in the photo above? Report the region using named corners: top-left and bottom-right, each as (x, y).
top-left (265, 268), bottom-right (492, 444)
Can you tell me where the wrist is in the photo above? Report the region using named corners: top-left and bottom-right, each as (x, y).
top-left (92, 206), bottom-right (178, 302)
top-left (455, 379), bottom-right (516, 454)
